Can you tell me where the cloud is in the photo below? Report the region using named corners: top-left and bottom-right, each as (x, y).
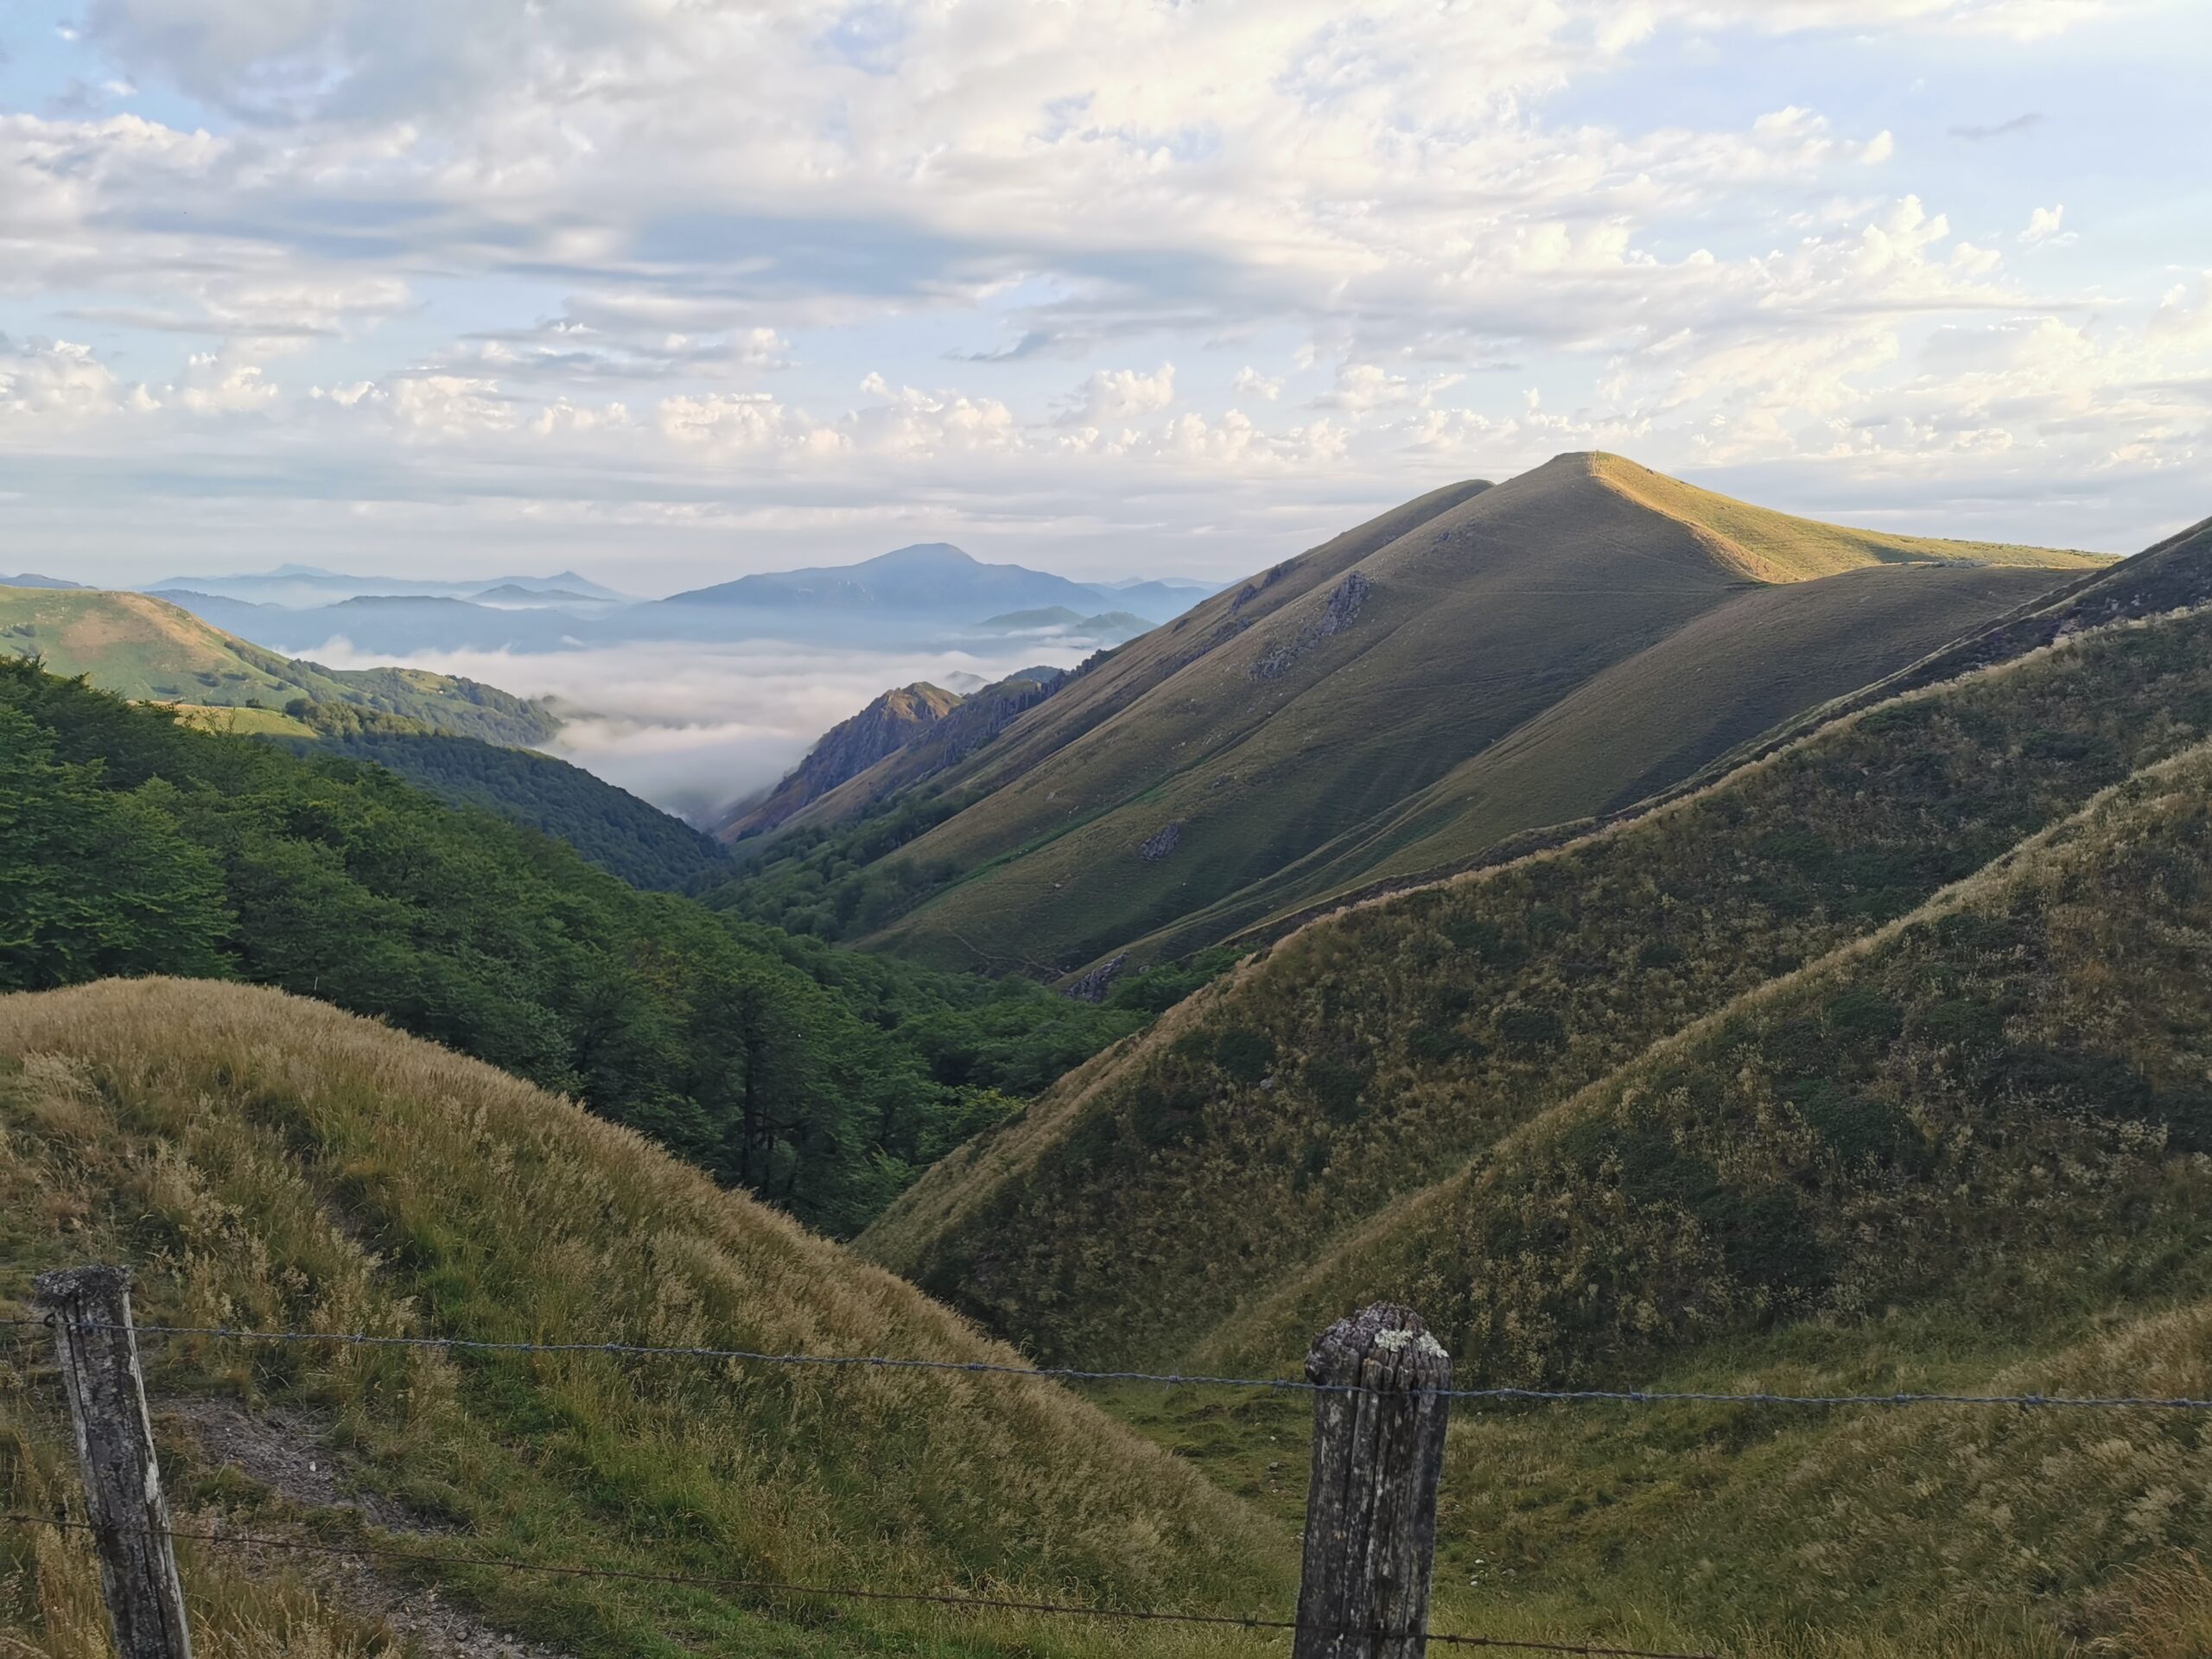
top-left (1949, 111), bottom-right (2044, 140)
top-left (0, 336), bottom-right (137, 429)
top-left (1310, 362), bottom-right (1466, 414)
top-left (1231, 366), bottom-right (1283, 402)
top-left (1058, 363), bottom-right (1178, 426)
top-left (4, 0), bottom-right (2198, 582)
top-left (289, 634), bottom-right (1103, 817)
top-left (2018, 203), bottom-right (2074, 247)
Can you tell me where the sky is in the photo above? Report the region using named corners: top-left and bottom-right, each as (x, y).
top-left (4, 0), bottom-right (2209, 597)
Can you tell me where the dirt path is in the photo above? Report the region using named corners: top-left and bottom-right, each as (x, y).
top-left (160, 1397), bottom-right (572, 1659)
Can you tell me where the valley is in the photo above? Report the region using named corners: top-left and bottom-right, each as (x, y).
top-left (9, 475), bottom-right (2212, 1658)
top-left (10, 11), bottom-right (2208, 1657)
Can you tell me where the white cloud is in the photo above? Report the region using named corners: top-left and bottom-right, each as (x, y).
top-left (2018, 203), bottom-right (2075, 247)
top-left (0, 337), bottom-right (136, 429)
top-left (1231, 365), bottom-right (1283, 402)
top-left (1059, 363), bottom-right (1178, 426)
top-left (3, 0), bottom-right (2200, 582)
top-left (1312, 363), bottom-right (1466, 415)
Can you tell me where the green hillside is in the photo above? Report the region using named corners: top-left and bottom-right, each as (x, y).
top-left (0, 585), bottom-right (559, 746)
top-left (0, 978), bottom-right (1287, 1658)
top-left (714, 455), bottom-right (2102, 981)
top-left (1103, 737), bottom-right (2212, 1657)
top-left (289, 703), bottom-right (730, 892)
top-left (0, 658), bottom-right (1141, 1237)
top-left (861, 575), bottom-right (2212, 1369)
top-left (1346, 736), bottom-right (2212, 1655)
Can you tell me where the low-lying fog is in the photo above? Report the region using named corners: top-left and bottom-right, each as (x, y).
top-left (299, 637), bottom-right (1092, 822)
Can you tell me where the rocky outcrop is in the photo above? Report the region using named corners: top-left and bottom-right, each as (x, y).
top-left (1066, 954), bottom-right (1128, 1003)
top-left (716, 682), bottom-right (963, 842)
top-left (1139, 822), bottom-right (1183, 861)
top-left (1249, 570), bottom-right (1372, 682)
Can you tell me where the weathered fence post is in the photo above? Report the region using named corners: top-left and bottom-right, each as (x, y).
top-left (1294, 1303), bottom-right (1452, 1659)
top-left (34, 1265), bottom-right (194, 1659)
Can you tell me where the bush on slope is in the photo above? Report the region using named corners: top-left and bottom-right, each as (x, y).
top-left (861, 604), bottom-right (2212, 1366)
top-left (0, 979), bottom-right (1287, 1658)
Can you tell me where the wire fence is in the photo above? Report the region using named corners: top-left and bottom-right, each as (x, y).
top-left (12, 1315), bottom-right (2209, 1412)
top-left (0, 1511), bottom-right (1714, 1658)
top-left (10, 1306), bottom-right (2209, 1659)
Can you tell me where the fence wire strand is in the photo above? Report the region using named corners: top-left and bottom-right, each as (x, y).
top-left (32, 1317), bottom-right (2212, 1411)
top-left (0, 1511), bottom-right (1715, 1658)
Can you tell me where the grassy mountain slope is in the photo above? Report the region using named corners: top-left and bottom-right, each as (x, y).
top-left (1204, 509), bottom-right (2212, 966)
top-left (0, 979), bottom-right (1287, 1658)
top-left (1108, 741), bottom-right (2212, 1656)
top-left (0, 586), bottom-right (559, 746)
top-left (1233, 736), bottom-right (2212, 1384)
top-left (1296, 736), bottom-right (2212, 1655)
top-left (807, 456), bottom-right (2099, 978)
top-left (1071, 559), bottom-right (2077, 969)
top-left (1592, 452), bottom-right (2103, 575)
top-left (861, 594), bottom-right (2212, 1366)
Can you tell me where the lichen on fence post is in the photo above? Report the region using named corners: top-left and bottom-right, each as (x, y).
top-left (35, 1264), bottom-right (194, 1659)
top-left (1293, 1301), bottom-right (1452, 1659)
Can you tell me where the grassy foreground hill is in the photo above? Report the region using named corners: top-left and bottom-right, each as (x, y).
top-left (0, 586), bottom-right (560, 747)
top-left (0, 979), bottom-right (1287, 1657)
top-left (721, 454), bottom-right (2101, 980)
top-left (861, 560), bottom-right (2212, 1369)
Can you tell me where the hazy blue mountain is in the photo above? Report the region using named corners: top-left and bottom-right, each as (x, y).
top-left (660, 543), bottom-right (1110, 617)
top-left (1100, 579), bottom-right (1217, 620)
top-left (149, 566), bottom-right (628, 607)
top-left (155, 591), bottom-right (585, 655)
top-left (1, 573), bottom-right (85, 589)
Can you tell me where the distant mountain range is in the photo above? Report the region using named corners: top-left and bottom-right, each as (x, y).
top-left (88, 547), bottom-right (1220, 657)
top-left (0, 572), bottom-right (82, 589)
top-left (975, 607), bottom-right (1157, 644)
top-left (148, 563), bottom-right (628, 607)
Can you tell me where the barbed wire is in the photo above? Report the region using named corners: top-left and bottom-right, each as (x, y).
top-left (22, 1317), bottom-right (2212, 1411)
top-left (0, 1512), bottom-right (1716, 1658)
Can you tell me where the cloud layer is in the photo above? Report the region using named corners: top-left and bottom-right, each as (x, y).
top-left (3, 0), bottom-right (2206, 589)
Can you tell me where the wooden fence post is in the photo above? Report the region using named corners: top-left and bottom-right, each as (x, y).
top-left (34, 1265), bottom-right (194, 1659)
top-left (1294, 1303), bottom-right (1452, 1659)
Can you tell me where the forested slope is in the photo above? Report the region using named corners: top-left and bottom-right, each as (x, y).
top-left (0, 661), bottom-right (1139, 1236)
top-left (290, 703), bottom-right (729, 891)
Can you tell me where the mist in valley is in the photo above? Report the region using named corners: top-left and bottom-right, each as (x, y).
top-left (296, 635), bottom-right (1094, 821)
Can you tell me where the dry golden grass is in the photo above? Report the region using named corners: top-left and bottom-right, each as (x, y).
top-left (1591, 453), bottom-right (2110, 579)
top-left (0, 979), bottom-right (1290, 1656)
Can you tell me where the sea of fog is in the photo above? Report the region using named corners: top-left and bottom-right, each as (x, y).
top-left (296, 636), bottom-right (1094, 822)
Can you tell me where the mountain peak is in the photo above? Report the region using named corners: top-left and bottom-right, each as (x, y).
top-left (861, 543), bottom-right (977, 569)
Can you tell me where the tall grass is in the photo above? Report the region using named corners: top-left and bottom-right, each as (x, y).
top-left (866, 603), bottom-right (2212, 1371)
top-left (0, 980), bottom-right (1289, 1657)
